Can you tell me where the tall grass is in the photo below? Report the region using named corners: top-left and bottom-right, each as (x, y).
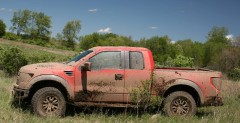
top-left (1, 74), bottom-right (240, 123)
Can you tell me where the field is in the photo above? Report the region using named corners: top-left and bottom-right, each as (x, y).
top-left (0, 39), bottom-right (240, 123)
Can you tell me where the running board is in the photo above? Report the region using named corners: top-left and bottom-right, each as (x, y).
top-left (74, 102), bottom-right (136, 108)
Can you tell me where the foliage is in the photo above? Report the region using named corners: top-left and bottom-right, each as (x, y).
top-left (166, 54), bottom-right (194, 67)
top-left (144, 36), bottom-right (172, 64)
top-left (2, 32), bottom-right (21, 41)
top-left (10, 9), bottom-right (51, 41)
top-left (203, 27), bottom-right (230, 68)
top-left (10, 9), bottom-right (31, 35)
top-left (207, 26), bottom-right (229, 44)
top-left (130, 80), bottom-right (163, 110)
top-left (79, 33), bottom-right (134, 50)
top-left (0, 40), bottom-right (73, 75)
top-left (0, 47), bottom-right (28, 75)
top-left (204, 42), bottom-right (229, 69)
top-left (6, 13), bottom-right (240, 74)
top-left (130, 80), bottom-right (151, 107)
top-left (218, 47), bottom-right (240, 72)
top-left (228, 68), bottom-right (240, 81)
top-left (0, 19), bottom-right (6, 38)
top-left (63, 20), bottom-right (81, 50)
top-left (28, 12), bottom-right (51, 40)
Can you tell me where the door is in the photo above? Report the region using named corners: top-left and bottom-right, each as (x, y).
top-left (123, 51), bottom-right (152, 103)
top-left (81, 51), bottom-right (125, 102)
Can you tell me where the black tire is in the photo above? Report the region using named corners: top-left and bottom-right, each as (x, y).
top-left (31, 87), bottom-right (66, 117)
top-left (163, 91), bottom-right (196, 116)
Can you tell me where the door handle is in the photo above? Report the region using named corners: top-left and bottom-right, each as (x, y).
top-left (115, 74), bottom-right (123, 80)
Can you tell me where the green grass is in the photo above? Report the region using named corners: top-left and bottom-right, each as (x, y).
top-left (0, 71), bottom-right (240, 123)
top-left (0, 38), bottom-right (77, 64)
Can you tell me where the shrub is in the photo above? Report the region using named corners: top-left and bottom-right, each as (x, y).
top-left (130, 80), bottom-right (163, 111)
top-left (0, 47), bottom-right (28, 75)
top-left (0, 19), bottom-right (6, 37)
top-left (228, 68), bottom-right (240, 81)
top-left (166, 55), bottom-right (194, 67)
top-left (2, 32), bottom-right (21, 41)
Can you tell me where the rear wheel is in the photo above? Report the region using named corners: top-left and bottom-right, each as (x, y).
top-left (163, 91), bottom-right (196, 116)
top-left (31, 87), bottom-right (66, 117)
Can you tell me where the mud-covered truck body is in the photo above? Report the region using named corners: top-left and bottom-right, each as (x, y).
top-left (13, 46), bottom-right (222, 116)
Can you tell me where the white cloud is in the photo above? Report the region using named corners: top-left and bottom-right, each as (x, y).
top-left (88, 9), bottom-right (98, 13)
top-left (0, 8), bottom-right (13, 12)
top-left (0, 8), bottom-right (6, 11)
top-left (226, 34), bottom-right (234, 40)
top-left (98, 27), bottom-right (112, 33)
top-left (171, 40), bottom-right (176, 44)
top-left (149, 26), bottom-right (158, 30)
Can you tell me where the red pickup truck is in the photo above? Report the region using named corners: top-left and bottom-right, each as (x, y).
top-left (13, 46), bottom-right (222, 117)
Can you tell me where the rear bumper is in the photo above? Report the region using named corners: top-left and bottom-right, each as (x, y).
top-left (202, 96), bottom-right (223, 106)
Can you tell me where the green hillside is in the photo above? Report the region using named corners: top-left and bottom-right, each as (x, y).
top-left (0, 38), bottom-right (77, 61)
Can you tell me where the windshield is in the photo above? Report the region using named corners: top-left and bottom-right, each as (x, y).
top-left (67, 50), bottom-right (93, 64)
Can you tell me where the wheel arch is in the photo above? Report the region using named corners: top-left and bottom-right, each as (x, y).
top-left (28, 75), bottom-right (74, 102)
top-left (163, 79), bottom-right (204, 106)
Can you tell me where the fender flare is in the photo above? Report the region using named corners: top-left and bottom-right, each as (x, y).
top-left (164, 79), bottom-right (204, 104)
top-left (28, 75), bottom-right (74, 99)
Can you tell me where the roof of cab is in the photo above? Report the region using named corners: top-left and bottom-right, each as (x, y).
top-left (90, 46), bottom-right (149, 52)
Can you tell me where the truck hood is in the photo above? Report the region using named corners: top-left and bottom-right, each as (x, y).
top-left (20, 62), bottom-right (74, 74)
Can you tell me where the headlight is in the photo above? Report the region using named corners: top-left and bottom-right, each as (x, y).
top-left (211, 77), bottom-right (222, 91)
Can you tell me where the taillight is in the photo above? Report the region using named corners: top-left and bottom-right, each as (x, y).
top-left (211, 78), bottom-right (222, 91)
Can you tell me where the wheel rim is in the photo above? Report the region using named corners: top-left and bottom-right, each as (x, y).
top-left (42, 95), bottom-right (59, 114)
top-left (170, 97), bottom-right (191, 115)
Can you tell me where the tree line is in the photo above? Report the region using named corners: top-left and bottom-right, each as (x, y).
top-left (0, 9), bottom-right (240, 80)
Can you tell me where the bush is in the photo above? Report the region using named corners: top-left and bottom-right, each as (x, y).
top-left (228, 68), bottom-right (240, 81)
top-left (0, 19), bottom-right (6, 37)
top-left (2, 32), bottom-right (21, 41)
top-left (0, 47), bottom-right (28, 75)
top-left (166, 54), bottom-right (194, 67)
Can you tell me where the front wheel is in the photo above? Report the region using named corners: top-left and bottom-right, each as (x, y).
top-left (31, 87), bottom-right (66, 117)
top-left (163, 91), bottom-right (196, 116)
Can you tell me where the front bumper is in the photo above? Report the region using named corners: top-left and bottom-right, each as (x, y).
top-left (12, 85), bottom-right (29, 100)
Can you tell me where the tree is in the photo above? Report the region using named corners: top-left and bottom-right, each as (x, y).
top-left (10, 9), bottom-right (31, 35)
top-left (175, 40), bottom-right (205, 67)
top-left (30, 12), bottom-right (51, 40)
top-left (10, 9), bottom-right (52, 41)
top-left (0, 19), bottom-right (6, 37)
top-left (63, 20), bottom-right (81, 50)
top-left (79, 33), bottom-right (135, 50)
top-left (204, 26), bottom-right (230, 68)
top-left (207, 26), bottom-right (229, 44)
top-left (145, 36), bottom-right (171, 64)
top-left (218, 47), bottom-right (240, 72)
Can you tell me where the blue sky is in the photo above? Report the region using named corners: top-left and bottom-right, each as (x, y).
top-left (0, 0), bottom-right (240, 42)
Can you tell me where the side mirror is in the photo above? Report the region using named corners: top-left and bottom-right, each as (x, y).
top-left (81, 62), bottom-right (91, 71)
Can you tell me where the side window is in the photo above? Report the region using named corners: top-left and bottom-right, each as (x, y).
top-left (129, 51), bottom-right (144, 69)
top-left (89, 52), bottom-right (121, 70)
